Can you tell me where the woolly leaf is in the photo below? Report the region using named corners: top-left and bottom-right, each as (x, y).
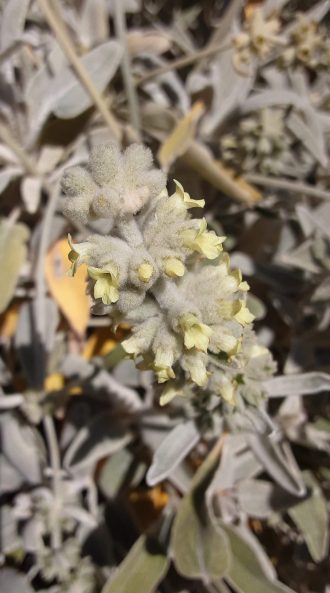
top-left (289, 472), bottom-right (329, 562)
top-left (158, 101), bottom-right (205, 171)
top-left (171, 440), bottom-right (230, 583)
top-left (101, 535), bottom-right (169, 593)
top-left (147, 420), bottom-right (200, 486)
top-left (265, 372), bottom-right (330, 397)
top-left (223, 524), bottom-right (296, 593)
top-left (247, 434), bottom-right (305, 496)
top-left (0, 220), bottom-right (29, 314)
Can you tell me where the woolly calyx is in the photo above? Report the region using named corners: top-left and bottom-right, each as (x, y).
top-left (61, 143), bottom-right (167, 222)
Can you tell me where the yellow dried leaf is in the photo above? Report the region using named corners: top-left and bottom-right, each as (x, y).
top-left (129, 486), bottom-right (169, 530)
top-left (0, 302), bottom-right (20, 339)
top-left (44, 373), bottom-right (65, 392)
top-left (45, 238), bottom-right (90, 336)
top-left (158, 101), bottom-right (205, 172)
top-left (83, 327), bottom-right (117, 360)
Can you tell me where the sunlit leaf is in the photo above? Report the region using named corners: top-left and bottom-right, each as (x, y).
top-left (158, 101), bottom-right (205, 171)
top-left (289, 471), bottom-right (329, 562)
top-left (45, 238), bottom-right (90, 336)
top-left (0, 220), bottom-right (29, 314)
top-left (101, 535), bottom-right (169, 593)
top-left (171, 440), bottom-right (230, 583)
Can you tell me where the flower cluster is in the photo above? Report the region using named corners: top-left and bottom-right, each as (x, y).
top-left (232, 8), bottom-right (285, 74)
top-left (63, 143), bottom-right (273, 405)
top-left (232, 8), bottom-right (330, 76)
top-left (220, 108), bottom-right (292, 175)
top-left (280, 13), bottom-right (330, 71)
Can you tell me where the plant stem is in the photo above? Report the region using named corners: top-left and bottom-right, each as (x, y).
top-left (37, 0), bottom-right (122, 142)
top-left (245, 173), bottom-right (330, 201)
top-left (136, 42), bottom-right (232, 86)
top-left (43, 414), bottom-right (62, 550)
top-left (35, 181), bottom-right (60, 338)
top-left (113, 0), bottom-right (141, 134)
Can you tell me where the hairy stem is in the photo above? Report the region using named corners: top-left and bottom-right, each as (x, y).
top-left (37, 0), bottom-right (122, 141)
top-left (43, 414), bottom-right (62, 551)
top-left (245, 173), bottom-right (330, 201)
top-left (136, 42), bottom-right (231, 86)
top-left (113, 0), bottom-right (141, 134)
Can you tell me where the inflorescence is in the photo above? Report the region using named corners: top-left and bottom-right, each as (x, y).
top-left (62, 143), bottom-right (274, 406)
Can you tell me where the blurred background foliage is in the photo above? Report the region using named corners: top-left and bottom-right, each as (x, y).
top-left (0, 0), bottom-right (329, 592)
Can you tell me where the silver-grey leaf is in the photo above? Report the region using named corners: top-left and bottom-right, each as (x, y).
top-left (265, 372), bottom-right (330, 397)
top-left (146, 420), bottom-right (200, 486)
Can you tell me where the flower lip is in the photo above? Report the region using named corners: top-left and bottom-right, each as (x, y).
top-left (88, 263), bottom-right (119, 305)
top-left (181, 218), bottom-right (225, 260)
top-left (179, 313), bottom-right (213, 352)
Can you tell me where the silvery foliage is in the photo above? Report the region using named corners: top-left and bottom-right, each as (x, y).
top-left (0, 0), bottom-right (330, 592)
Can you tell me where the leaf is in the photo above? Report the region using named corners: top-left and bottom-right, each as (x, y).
top-left (200, 49), bottom-right (255, 135)
top-left (146, 420), bottom-right (200, 486)
top-left (63, 410), bottom-right (131, 473)
top-left (0, 220), bottom-right (29, 314)
top-left (223, 524), bottom-right (296, 593)
top-left (264, 372), bottom-right (330, 397)
top-left (101, 535), bottom-right (169, 593)
top-left (26, 40), bottom-right (123, 141)
top-left (15, 299), bottom-right (59, 389)
top-left (237, 479), bottom-right (302, 518)
top-left (0, 569), bottom-right (34, 593)
top-left (0, 302), bottom-right (20, 339)
top-left (45, 238), bottom-right (90, 336)
top-left (127, 30), bottom-right (171, 56)
top-left (0, 0), bottom-right (30, 51)
top-left (0, 167), bottom-right (22, 194)
top-left (287, 112), bottom-right (327, 168)
top-left (21, 176), bottom-right (42, 214)
top-left (0, 413), bottom-right (44, 485)
top-left (98, 448), bottom-right (145, 498)
top-left (289, 472), bottom-right (329, 562)
top-left (171, 440), bottom-right (230, 583)
top-left (247, 434), bottom-right (305, 496)
top-left (158, 101), bottom-right (205, 172)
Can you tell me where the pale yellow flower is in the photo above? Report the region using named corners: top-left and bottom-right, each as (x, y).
top-left (88, 263), bottom-right (119, 304)
top-left (173, 179), bottom-right (205, 209)
top-left (67, 234), bottom-right (90, 276)
top-left (234, 301), bottom-right (255, 326)
top-left (182, 219), bottom-right (225, 259)
top-left (163, 257), bottom-right (185, 278)
top-left (179, 313), bottom-right (213, 352)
